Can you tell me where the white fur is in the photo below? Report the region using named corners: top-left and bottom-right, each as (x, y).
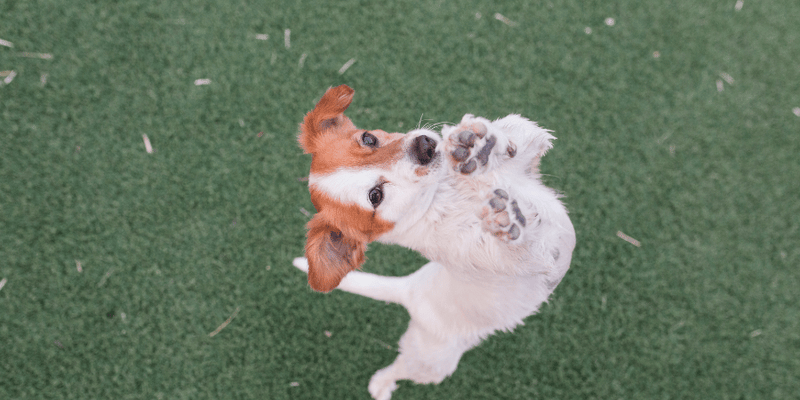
top-left (309, 169), bottom-right (385, 210)
top-left (294, 114), bottom-right (575, 400)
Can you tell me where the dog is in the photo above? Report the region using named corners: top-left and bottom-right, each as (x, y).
top-left (292, 85), bottom-right (575, 400)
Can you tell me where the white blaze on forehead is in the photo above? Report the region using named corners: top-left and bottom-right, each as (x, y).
top-left (309, 168), bottom-right (384, 210)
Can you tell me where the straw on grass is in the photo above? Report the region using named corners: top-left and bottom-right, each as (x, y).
top-left (616, 231), bottom-right (641, 247)
top-left (209, 307), bottom-right (241, 337)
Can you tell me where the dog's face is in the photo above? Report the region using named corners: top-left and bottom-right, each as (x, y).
top-left (298, 85), bottom-right (442, 292)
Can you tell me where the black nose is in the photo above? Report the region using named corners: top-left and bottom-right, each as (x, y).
top-left (410, 135), bottom-right (437, 166)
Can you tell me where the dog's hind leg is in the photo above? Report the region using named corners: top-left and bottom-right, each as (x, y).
top-left (368, 320), bottom-right (477, 400)
top-left (335, 269), bottom-right (412, 304)
top-left (292, 257), bottom-right (411, 304)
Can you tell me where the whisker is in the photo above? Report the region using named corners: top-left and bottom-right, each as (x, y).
top-left (423, 121), bottom-right (453, 132)
top-left (416, 117), bottom-right (454, 134)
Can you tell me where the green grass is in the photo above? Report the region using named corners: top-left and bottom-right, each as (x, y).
top-left (2, 0), bottom-right (799, 399)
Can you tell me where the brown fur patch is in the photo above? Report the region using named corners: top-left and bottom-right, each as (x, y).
top-left (303, 187), bottom-right (395, 292)
top-left (309, 133), bottom-right (404, 175)
top-left (308, 187), bottom-right (395, 242)
top-left (298, 85), bottom-right (356, 154)
top-left (298, 85), bottom-right (406, 175)
top-left (305, 216), bottom-right (366, 292)
top-left (298, 85), bottom-right (406, 292)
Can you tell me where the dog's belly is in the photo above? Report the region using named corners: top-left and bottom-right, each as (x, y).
top-left (384, 170), bottom-right (574, 275)
top-left (400, 261), bottom-right (561, 340)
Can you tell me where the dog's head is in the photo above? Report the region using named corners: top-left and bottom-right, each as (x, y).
top-left (298, 85), bottom-right (442, 292)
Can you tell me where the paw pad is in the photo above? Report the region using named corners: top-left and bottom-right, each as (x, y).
top-left (508, 224), bottom-right (521, 240)
top-left (452, 146), bottom-right (469, 161)
top-left (460, 159), bottom-right (478, 174)
top-left (448, 122), bottom-right (497, 175)
top-left (506, 143), bottom-right (517, 158)
top-left (483, 189), bottom-right (526, 241)
top-left (457, 130), bottom-right (477, 147)
top-left (474, 135), bottom-right (497, 166)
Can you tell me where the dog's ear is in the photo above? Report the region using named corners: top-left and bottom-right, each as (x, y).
top-left (304, 214), bottom-right (366, 292)
top-left (298, 85), bottom-right (356, 154)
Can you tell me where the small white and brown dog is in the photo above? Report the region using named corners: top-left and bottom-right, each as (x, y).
top-left (292, 85), bottom-right (575, 400)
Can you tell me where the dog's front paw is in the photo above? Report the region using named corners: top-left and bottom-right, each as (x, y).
top-left (447, 121), bottom-right (494, 174)
top-left (292, 257), bottom-right (310, 273)
top-left (445, 116), bottom-right (516, 175)
top-left (481, 189), bottom-right (529, 242)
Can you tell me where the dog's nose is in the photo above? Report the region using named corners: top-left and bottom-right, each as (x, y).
top-left (410, 135), bottom-right (437, 166)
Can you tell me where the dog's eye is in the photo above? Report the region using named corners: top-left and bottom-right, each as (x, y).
top-left (362, 132), bottom-right (379, 148)
top-left (368, 186), bottom-right (384, 207)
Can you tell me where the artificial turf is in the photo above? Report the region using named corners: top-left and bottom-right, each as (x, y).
top-left (1, 0), bottom-right (799, 399)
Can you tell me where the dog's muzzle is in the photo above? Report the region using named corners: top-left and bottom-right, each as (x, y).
top-left (410, 135), bottom-right (438, 166)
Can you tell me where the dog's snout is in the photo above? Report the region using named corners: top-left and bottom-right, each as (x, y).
top-left (411, 135), bottom-right (437, 166)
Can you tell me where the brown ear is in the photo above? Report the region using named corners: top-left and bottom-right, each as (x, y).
top-left (304, 214), bottom-right (366, 292)
top-left (298, 85), bottom-right (356, 154)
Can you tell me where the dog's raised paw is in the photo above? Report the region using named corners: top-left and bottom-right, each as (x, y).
top-left (447, 121), bottom-right (499, 175)
top-left (447, 119), bottom-right (516, 175)
top-left (482, 189), bottom-right (528, 242)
